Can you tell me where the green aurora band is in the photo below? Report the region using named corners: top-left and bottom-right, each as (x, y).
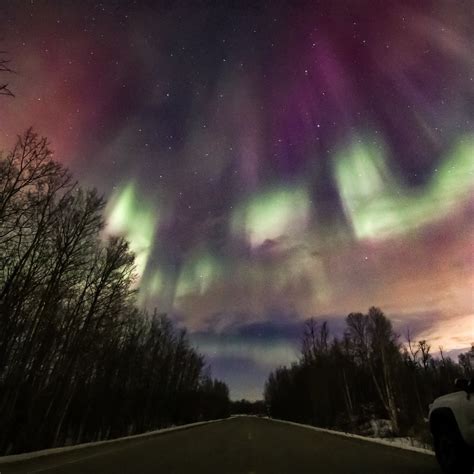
top-left (106, 182), bottom-right (158, 281)
top-left (105, 134), bottom-right (473, 307)
top-left (333, 134), bottom-right (474, 240)
top-left (176, 251), bottom-right (224, 298)
top-left (231, 185), bottom-right (311, 248)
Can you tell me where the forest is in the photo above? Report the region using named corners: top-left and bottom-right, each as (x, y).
top-left (0, 130), bottom-right (230, 455)
top-left (264, 307), bottom-right (473, 443)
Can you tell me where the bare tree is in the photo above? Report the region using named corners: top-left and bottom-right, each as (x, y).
top-left (0, 131), bottom-right (230, 454)
top-left (265, 307), bottom-right (466, 441)
top-left (418, 340), bottom-right (431, 371)
top-left (0, 51), bottom-right (14, 97)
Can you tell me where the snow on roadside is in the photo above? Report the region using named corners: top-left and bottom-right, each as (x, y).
top-left (0, 419), bottom-right (227, 464)
top-left (268, 418), bottom-right (435, 456)
top-left (0, 416), bottom-right (434, 465)
top-left (371, 436), bottom-right (432, 451)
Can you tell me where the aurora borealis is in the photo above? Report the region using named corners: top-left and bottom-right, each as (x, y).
top-left (1, 0), bottom-right (473, 399)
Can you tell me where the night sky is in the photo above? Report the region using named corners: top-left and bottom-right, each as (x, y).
top-left (1, 0), bottom-right (473, 399)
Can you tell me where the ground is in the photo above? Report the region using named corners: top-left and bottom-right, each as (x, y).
top-left (0, 417), bottom-right (440, 474)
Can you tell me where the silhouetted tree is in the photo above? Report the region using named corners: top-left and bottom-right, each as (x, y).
top-left (458, 345), bottom-right (474, 377)
top-left (0, 130), bottom-right (230, 455)
top-left (264, 307), bottom-right (467, 442)
top-left (0, 50), bottom-right (14, 96)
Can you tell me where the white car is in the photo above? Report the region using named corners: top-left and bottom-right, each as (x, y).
top-left (429, 378), bottom-right (474, 474)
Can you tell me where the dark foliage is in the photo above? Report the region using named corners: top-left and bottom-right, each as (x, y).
top-left (230, 399), bottom-right (266, 416)
top-left (264, 307), bottom-right (473, 441)
top-left (0, 130), bottom-right (230, 455)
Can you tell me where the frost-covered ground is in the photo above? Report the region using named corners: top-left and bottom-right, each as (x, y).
top-left (371, 436), bottom-right (432, 452)
top-left (359, 418), bottom-right (433, 452)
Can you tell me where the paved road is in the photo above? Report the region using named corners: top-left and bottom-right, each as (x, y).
top-left (1, 417), bottom-right (440, 474)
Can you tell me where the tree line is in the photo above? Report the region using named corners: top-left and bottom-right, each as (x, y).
top-left (0, 130), bottom-right (230, 455)
top-left (230, 399), bottom-right (266, 416)
top-left (264, 307), bottom-right (473, 441)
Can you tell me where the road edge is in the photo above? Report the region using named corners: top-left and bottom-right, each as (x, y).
top-left (266, 417), bottom-right (435, 456)
top-left (0, 418), bottom-right (227, 465)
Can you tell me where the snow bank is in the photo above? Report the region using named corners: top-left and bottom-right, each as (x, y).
top-left (371, 436), bottom-right (432, 451)
top-left (268, 418), bottom-right (435, 456)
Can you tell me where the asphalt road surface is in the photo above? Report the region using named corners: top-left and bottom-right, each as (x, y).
top-left (0, 417), bottom-right (440, 474)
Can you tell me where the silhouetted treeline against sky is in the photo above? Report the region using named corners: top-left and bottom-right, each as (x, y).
top-left (264, 307), bottom-right (473, 441)
top-left (0, 130), bottom-right (230, 455)
top-left (230, 399), bottom-right (266, 416)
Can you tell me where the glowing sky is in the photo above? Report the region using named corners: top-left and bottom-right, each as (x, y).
top-left (1, 0), bottom-right (473, 400)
